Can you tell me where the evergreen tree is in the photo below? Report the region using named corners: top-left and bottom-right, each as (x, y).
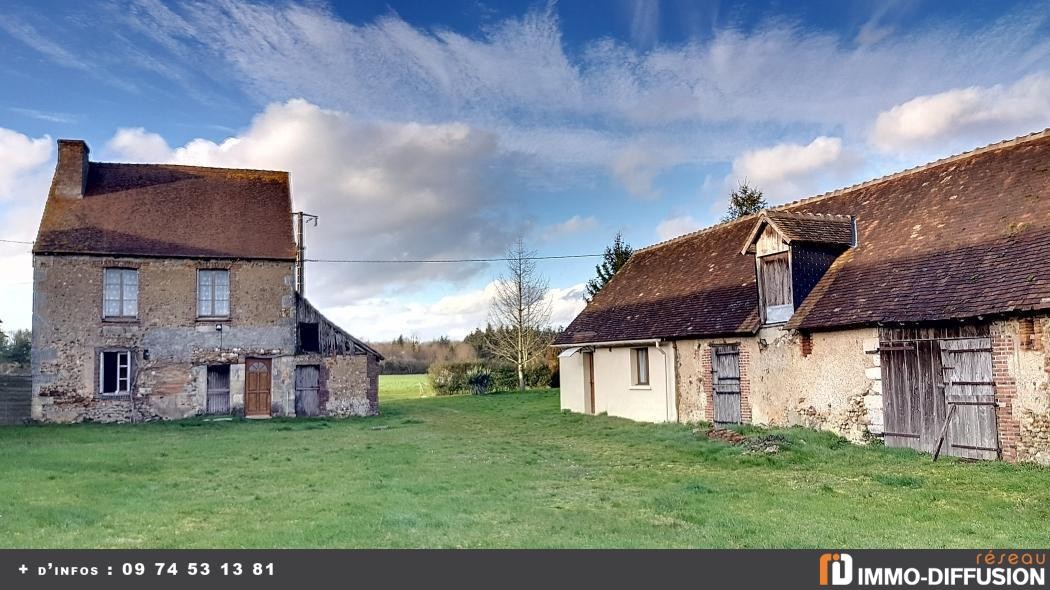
top-left (722, 181), bottom-right (768, 222)
top-left (585, 232), bottom-right (633, 301)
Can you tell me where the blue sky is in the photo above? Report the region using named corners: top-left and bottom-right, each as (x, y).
top-left (1, 0), bottom-right (1049, 339)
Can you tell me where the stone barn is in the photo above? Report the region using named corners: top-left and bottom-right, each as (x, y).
top-left (556, 129), bottom-right (1050, 464)
top-left (31, 139), bottom-right (381, 423)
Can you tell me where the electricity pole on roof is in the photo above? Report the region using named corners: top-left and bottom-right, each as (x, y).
top-left (294, 211), bottom-right (318, 294)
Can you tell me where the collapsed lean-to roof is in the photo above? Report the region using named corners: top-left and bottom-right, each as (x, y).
top-left (557, 129), bottom-right (1050, 345)
top-left (35, 162), bottom-right (297, 260)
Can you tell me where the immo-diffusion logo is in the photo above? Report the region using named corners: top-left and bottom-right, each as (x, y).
top-left (819, 553), bottom-right (853, 586)
top-left (818, 551), bottom-right (1047, 587)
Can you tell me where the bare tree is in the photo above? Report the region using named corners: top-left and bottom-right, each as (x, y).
top-left (486, 238), bottom-right (553, 391)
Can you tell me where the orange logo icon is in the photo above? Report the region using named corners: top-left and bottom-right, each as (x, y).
top-left (819, 553), bottom-right (854, 586)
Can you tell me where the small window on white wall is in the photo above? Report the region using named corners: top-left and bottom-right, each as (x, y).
top-left (631, 348), bottom-right (649, 386)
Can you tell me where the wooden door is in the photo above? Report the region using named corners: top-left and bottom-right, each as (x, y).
top-left (245, 358), bottom-right (272, 417)
top-left (583, 351), bottom-right (595, 415)
top-left (879, 326), bottom-right (997, 460)
top-left (711, 345), bottom-right (742, 425)
top-left (939, 338), bottom-right (999, 460)
top-left (294, 365), bottom-right (321, 417)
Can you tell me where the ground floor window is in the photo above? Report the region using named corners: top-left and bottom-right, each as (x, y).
top-left (99, 350), bottom-right (132, 396)
top-left (631, 347), bottom-right (649, 386)
top-left (206, 365), bottom-right (231, 414)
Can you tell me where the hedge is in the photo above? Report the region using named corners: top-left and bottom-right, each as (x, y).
top-left (428, 361), bottom-right (555, 395)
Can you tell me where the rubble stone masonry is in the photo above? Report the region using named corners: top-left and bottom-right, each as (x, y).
top-left (31, 254), bottom-right (378, 422)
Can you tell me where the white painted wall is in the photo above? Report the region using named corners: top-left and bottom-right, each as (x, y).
top-left (559, 349), bottom-right (586, 413)
top-left (560, 344), bottom-right (673, 422)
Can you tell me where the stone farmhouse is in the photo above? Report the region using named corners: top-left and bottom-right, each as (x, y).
top-left (31, 139), bottom-right (381, 423)
top-left (556, 129), bottom-right (1050, 464)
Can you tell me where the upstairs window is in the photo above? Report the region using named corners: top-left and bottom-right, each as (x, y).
top-left (197, 269), bottom-right (230, 318)
top-left (298, 322), bottom-right (320, 353)
top-left (99, 350), bottom-right (131, 395)
top-left (103, 268), bottom-right (138, 318)
top-left (631, 347), bottom-right (650, 386)
top-left (759, 252), bottom-right (793, 323)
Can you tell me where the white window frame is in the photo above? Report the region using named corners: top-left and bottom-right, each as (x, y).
top-left (103, 268), bottom-right (138, 319)
top-left (197, 269), bottom-right (231, 318)
top-left (99, 350), bottom-right (132, 396)
top-left (631, 347), bottom-right (650, 387)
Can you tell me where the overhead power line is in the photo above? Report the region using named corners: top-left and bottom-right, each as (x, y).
top-left (304, 254), bottom-right (601, 264)
top-left (0, 237), bottom-right (600, 263)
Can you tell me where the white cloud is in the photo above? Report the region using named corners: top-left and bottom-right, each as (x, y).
top-left (541, 215), bottom-right (599, 240)
top-left (0, 129), bottom-right (52, 202)
top-left (0, 128), bottom-right (54, 331)
top-left (106, 127), bottom-right (175, 163)
top-left (326, 281), bottom-right (586, 341)
top-left (104, 100), bottom-right (516, 316)
top-left (728, 136), bottom-right (860, 202)
top-left (870, 73), bottom-right (1050, 152)
top-left (70, 1), bottom-right (1047, 194)
top-left (656, 215), bottom-right (701, 241)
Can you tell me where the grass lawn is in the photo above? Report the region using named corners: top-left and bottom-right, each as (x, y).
top-left (0, 374), bottom-right (1047, 548)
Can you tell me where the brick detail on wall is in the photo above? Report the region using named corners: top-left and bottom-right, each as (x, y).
top-left (701, 346), bottom-right (713, 422)
top-left (739, 346), bottom-right (753, 423)
top-left (799, 332), bottom-right (813, 357)
top-left (991, 323), bottom-right (1021, 462)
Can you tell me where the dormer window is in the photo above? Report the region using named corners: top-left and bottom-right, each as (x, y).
top-left (759, 251), bottom-right (792, 323)
top-left (741, 211), bottom-right (855, 325)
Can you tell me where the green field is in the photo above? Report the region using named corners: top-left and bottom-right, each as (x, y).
top-left (0, 376), bottom-right (1047, 548)
top-left (378, 373), bottom-right (435, 400)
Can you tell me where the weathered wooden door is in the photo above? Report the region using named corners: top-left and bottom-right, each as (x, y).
top-left (583, 351), bottom-right (595, 414)
top-left (880, 326), bottom-right (998, 459)
top-left (939, 338), bottom-right (999, 460)
top-left (712, 345), bottom-right (742, 425)
top-left (245, 358), bottom-right (272, 417)
top-left (294, 365), bottom-right (321, 417)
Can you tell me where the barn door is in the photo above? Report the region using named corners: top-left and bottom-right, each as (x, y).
top-left (245, 358), bottom-right (272, 418)
top-left (294, 365), bottom-right (321, 417)
top-left (711, 345), bottom-right (742, 425)
top-left (939, 338), bottom-right (999, 460)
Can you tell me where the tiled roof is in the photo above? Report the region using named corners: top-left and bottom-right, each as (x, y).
top-left (555, 218), bottom-right (761, 344)
top-left (761, 211), bottom-right (854, 246)
top-left (34, 162), bottom-right (296, 260)
top-left (556, 128), bottom-right (1050, 344)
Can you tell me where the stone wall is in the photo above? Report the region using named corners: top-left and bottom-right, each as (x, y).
top-left (322, 354), bottom-right (380, 417)
top-left (994, 315), bottom-right (1050, 464)
top-left (32, 254), bottom-right (297, 422)
top-left (675, 326), bottom-right (880, 442)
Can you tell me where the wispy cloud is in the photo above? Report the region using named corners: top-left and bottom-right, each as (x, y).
top-left (541, 215), bottom-right (599, 240)
top-left (8, 1), bottom-right (1050, 198)
top-left (656, 215), bottom-right (701, 241)
top-left (8, 107), bottom-right (79, 124)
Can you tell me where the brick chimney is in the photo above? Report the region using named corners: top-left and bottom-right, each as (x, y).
top-left (53, 139), bottom-right (90, 198)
